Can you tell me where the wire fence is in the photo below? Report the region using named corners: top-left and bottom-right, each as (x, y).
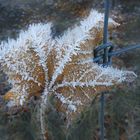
top-left (93, 0), bottom-right (140, 139)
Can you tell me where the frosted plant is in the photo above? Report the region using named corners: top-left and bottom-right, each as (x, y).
top-left (0, 9), bottom-right (136, 139)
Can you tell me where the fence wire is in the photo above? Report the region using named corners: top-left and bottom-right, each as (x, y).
top-left (93, 0), bottom-right (140, 139)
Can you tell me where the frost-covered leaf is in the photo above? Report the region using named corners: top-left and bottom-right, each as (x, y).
top-left (0, 9), bottom-right (137, 139)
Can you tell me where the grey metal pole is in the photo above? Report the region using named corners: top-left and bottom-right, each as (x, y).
top-left (100, 0), bottom-right (110, 140)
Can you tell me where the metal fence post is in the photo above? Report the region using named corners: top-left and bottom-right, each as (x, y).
top-left (100, 0), bottom-right (110, 140)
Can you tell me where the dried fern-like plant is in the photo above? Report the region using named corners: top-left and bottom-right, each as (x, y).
top-left (0, 9), bottom-right (136, 140)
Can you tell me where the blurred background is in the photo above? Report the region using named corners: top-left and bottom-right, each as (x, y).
top-left (0, 0), bottom-right (140, 140)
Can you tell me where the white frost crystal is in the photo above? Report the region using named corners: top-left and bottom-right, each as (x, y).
top-left (0, 10), bottom-right (136, 111)
top-left (0, 9), bottom-right (137, 139)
